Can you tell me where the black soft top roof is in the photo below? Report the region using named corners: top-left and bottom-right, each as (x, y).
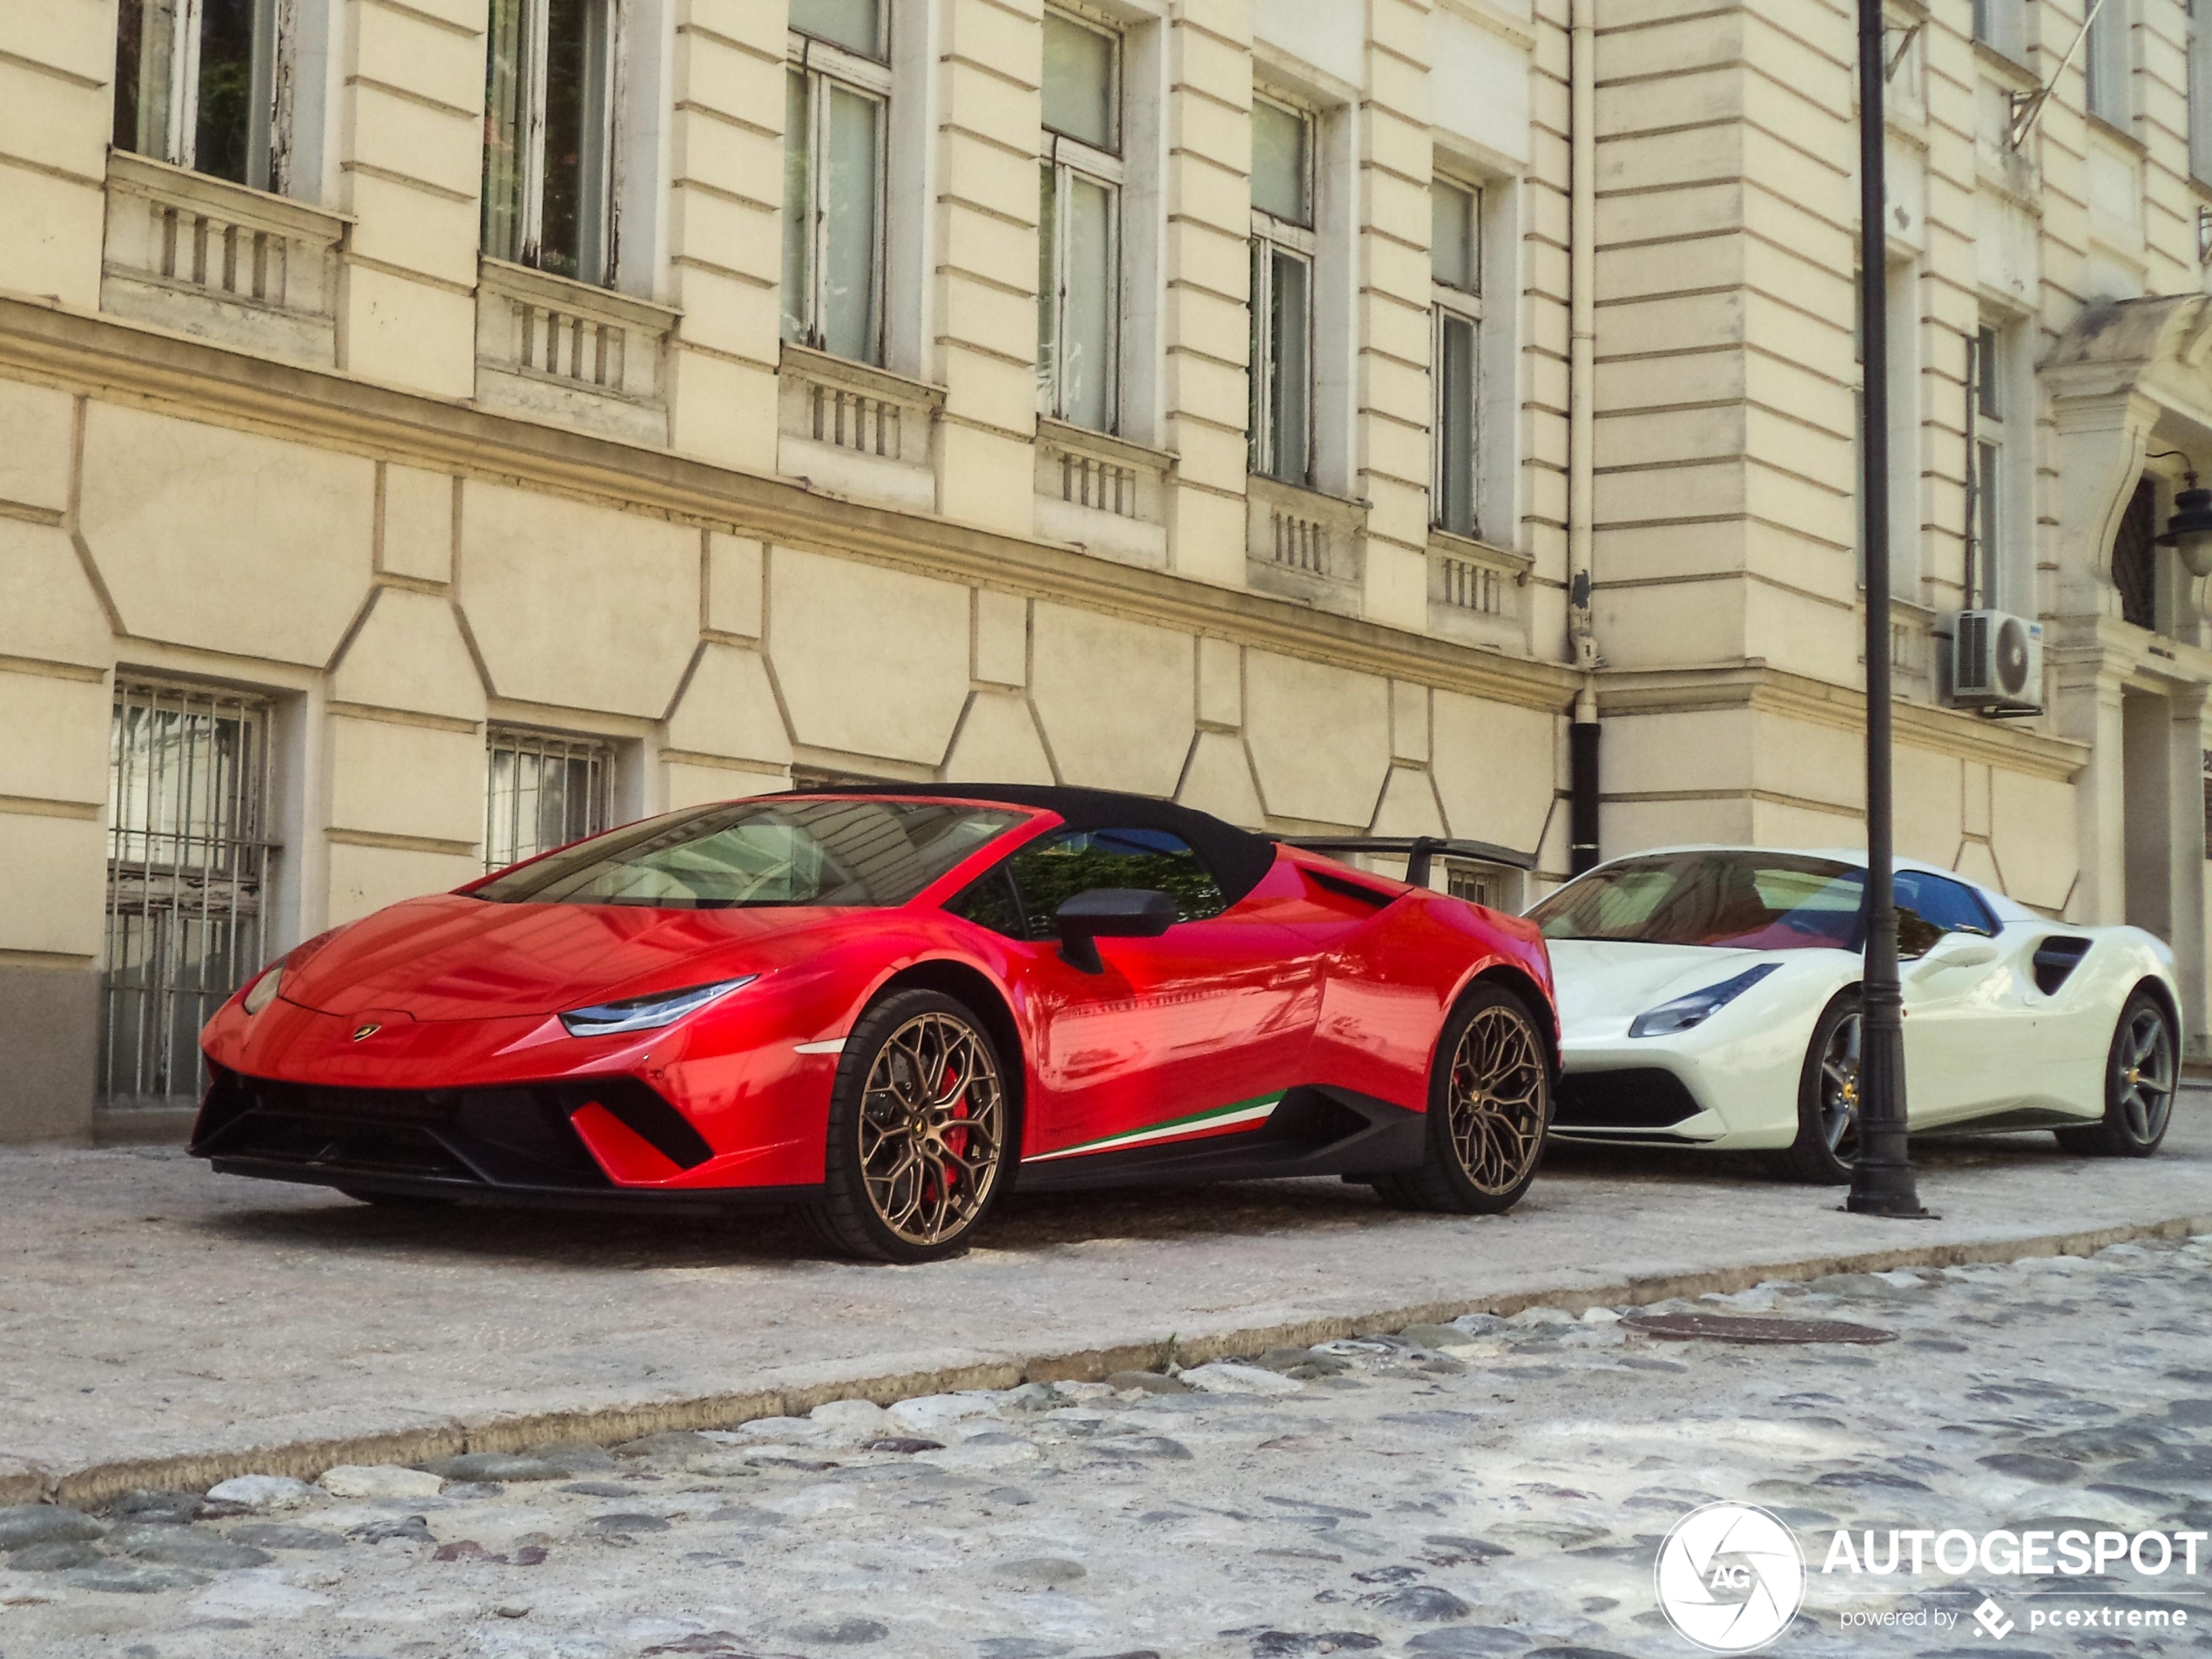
top-left (774, 782), bottom-right (1281, 905)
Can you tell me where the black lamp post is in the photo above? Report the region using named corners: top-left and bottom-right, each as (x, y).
top-left (1847, 0), bottom-right (1925, 1219)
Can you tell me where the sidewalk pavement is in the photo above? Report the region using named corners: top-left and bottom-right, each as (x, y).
top-left (5, 1096), bottom-right (2209, 1507)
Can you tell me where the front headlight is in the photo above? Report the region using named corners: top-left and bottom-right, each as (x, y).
top-left (1629, 963), bottom-right (1779, 1039)
top-left (559, 975), bottom-right (758, 1038)
top-left (241, 963), bottom-right (284, 1015)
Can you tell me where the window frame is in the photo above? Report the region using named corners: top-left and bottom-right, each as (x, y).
top-left (1973, 0), bottom-right (2028, 62)
top-left (482, 0), bottom-right (621, 287)
top-left (784, 30), bottom-right (893, 366)
top-left (483, 725), bottom-right (615, 873)
top-left (973, 823), bottom-right (1230, 941)
top-left (2191, 0), bottom-right (2212, 184)
top-left (1431, 172), bottom-right (1486, 541)
top-left (2085, 0), bottom-right (2131, 126)
top-left (1249, 92), bottom-right (1318, 487)
top-left (1038, 7), bottom-right (1125, 433)
top-left (115, 0), bottom-right (288, 192)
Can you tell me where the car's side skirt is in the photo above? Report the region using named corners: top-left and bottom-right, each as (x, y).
top-left (1012, 1086), bottom-right (1426, 1192)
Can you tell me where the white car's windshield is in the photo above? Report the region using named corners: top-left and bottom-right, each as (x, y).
top-left (1531, 852), bottom-right (1864, 950)
top-left (473, 798), bottom-right (1024, 909)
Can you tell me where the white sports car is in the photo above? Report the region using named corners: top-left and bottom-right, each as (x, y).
top-left (1530, 846), bottom-right (2182, 1181)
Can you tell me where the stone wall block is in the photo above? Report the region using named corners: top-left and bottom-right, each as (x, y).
top-left (1029, 604), bottom-right (1194, 796)
top-left (77, 404), bottom-right (374, 666)
top-left (1243, 652), bottom-right (1392, 826)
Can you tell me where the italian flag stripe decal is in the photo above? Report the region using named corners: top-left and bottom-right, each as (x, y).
top-left (1028, 1092), bottom-right (1285, 1163)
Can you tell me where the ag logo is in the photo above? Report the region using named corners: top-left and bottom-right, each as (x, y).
top-left (1655, 1501), bottom-right (1804, 1653)
top-left (350, 1023), bottom-right (382, 1042)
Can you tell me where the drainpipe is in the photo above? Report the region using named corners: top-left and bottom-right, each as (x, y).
top-left (1567, 0), bottom-right (1602, 876)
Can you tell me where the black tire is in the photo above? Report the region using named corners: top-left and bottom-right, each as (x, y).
top-left (1776, 992), bottom-right (1861, 1184)
top-left (1376, 983), bottom-right (1551, 1216)
top-left (804, 988), bottom-right (1012, 1263)
top-left (339, 1188), bottom-right (458, 1211)
top-left (2055, 989), bottom-right (2177, 1158)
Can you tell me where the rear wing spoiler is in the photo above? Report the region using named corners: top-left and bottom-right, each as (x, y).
top-left (1281, 836), bottom-right (1536, 890)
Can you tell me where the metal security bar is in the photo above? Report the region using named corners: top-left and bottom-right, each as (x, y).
top-left (102, 679), bottom-right (276, 1105)
top-left (486, 727), bottom-right (611, 870)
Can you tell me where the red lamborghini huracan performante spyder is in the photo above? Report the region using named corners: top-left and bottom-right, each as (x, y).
top-left (192, 786), bottom-right (1559, 1261)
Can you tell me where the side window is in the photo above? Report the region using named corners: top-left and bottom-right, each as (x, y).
top-left (946, 866), bottom-right (1026, 939)
top-left (1894, 872), bottom-right (1996, 940)
top-left (1003, 827), bottom-right (1227, 940)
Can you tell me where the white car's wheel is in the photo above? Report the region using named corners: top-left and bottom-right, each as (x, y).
top-left (2055, 990), bottom-right (2176, 1159)
top-left (1775, 993), bottom-right (1859, 1184)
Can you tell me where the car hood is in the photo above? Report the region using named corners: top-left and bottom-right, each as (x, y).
top-left (276, 894), bottom-right (843, 1021)
top-left (1544, 939), bottom-right (1777, 1032)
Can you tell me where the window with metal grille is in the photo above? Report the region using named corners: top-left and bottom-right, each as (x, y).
top-left (1446, 860), bottom-right (1521, 913)
top-left (485, 728), bottom-right (612, 870)
top-left (2113, 477), bottom-right (2159, 631)
top-left (102, 679), bottom-right (276, 1105)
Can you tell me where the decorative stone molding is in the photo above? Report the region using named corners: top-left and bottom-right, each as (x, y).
top-left (1245, 475), bottom-right (1366, 617)
top-left (1034, 419), bottom-right (1174, 570)
top-left (101, 152), bottom-right (347, 366)
top-left (1426, 528), bottom-right (1529, 651)
top-left (777, 343), bottom-right (943, 515)
top-left (475, 260), bottom-right (678, 446)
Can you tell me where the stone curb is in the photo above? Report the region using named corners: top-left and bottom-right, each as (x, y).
top-left (11, 1207), bottom-right (2209, 1510)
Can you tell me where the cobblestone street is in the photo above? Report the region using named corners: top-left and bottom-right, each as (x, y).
top-left (7, 1231), bottom-right (2212, 1657)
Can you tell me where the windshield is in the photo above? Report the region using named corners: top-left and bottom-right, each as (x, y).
top-left (472, 798), bottom-right (1025, 909)
top-left (1529, 852), bottom-right (1865, 950)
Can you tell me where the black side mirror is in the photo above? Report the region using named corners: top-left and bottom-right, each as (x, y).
top-left (1055, 888), bottom-right (1177, 974)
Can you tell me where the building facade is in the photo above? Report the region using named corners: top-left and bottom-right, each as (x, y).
top-left (0, 0), bottom-right (2201, 1143)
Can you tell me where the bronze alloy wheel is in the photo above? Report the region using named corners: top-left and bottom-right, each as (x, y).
top-left (857, 1009), bottom-right (1007, 1247)
top-left (1442, 1001), bottom-right (1549, 1196)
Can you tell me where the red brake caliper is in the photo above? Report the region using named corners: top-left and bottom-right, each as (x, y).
top-left (941, 1063), bottom-right (968, 1191)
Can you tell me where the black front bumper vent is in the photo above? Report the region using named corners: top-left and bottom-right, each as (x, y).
top-left (192, 1068), bottom-right (711, 1191)
top-left (1552, 1068), bottom-right (1705, 1131)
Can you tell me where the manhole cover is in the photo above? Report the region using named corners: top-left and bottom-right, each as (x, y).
top-left (1621, 1312), bottom-right (1897, 1345)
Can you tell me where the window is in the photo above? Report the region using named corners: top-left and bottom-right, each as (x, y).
top-left (102, 680), bottom-right (275, 1103)
top-left (1530, 851), bottom-right (1867, 952)
top-left (2112, 476), bottom-right (2159, 630)
top-left (475, 798), bottom-right (1022, 907)
top-left (958, 826), bottom-right (1229, 941)
top-left (1249, 96), bottom-right (1314, 485)
top-left (1038, 10), bottom-right (1123, 432)
top-left (785, 0), bottom-right (889, 364)
top-left (1973, 0), bottom-right (2027, 60)
top-left (115, 0), bottom-right (285, 190)
top-left (1432, 175), bottom-right (1484, 539)
top-left (1966, 324), bottom-right (2008, 612)
top-left (486, 728), bottom-right (612, 871)
top-left (2192, 0), bottom-right (2212, 183)
top-left (2086, 0), bottom-right (2129, 125)
top-left (482, 0), bottom-right (618, 285)
top-left (1445, 860), bottom-right (1519, 913)
top-left (1892, 869), bottom-right (1999, 939)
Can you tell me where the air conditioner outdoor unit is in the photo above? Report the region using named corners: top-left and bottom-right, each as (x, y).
top-left (1947, 609), bottom-right (2044, 711)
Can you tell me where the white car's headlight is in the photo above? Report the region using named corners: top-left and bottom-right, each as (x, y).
top-left (559, 975), bottom-right (758, 1038)
top-left (1629, 963), bottom-right (1779, 1039)
top-left (241, 963), bottom-right (284, 1015)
